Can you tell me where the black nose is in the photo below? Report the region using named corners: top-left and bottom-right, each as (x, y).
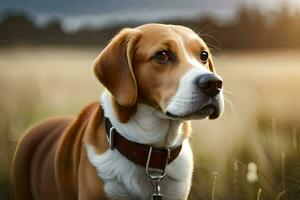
top-left (197, 74), bottom-right (223, 96)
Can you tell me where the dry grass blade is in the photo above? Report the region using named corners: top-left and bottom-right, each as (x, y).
top-left (256, 188), bottom-right (262, 200)
top-left (211, 172), bottom-right (219, 200)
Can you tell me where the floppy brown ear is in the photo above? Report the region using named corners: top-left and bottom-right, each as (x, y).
top-left (92, 28), bottom-right (141, 122)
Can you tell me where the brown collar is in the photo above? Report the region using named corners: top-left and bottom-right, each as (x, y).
top-left (105, 118), bottom-right (182, 171)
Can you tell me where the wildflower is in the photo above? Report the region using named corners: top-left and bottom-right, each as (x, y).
top-left (247, 162), bottom-right (258, 183)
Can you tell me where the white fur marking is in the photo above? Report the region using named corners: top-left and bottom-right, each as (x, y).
top-left (85, 92), bottom-right (193, 200)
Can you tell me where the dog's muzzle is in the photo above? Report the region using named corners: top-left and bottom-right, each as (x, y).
top-left (165, 72), bottom-right (224, 120)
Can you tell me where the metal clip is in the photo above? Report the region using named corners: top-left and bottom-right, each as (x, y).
top-left (146, 146), bottom-right (170, 178)
top-left (151, 178), bottom-right (163, 200)
top-left (108, 127), bottom-right (115, 149)
top-left (146, 146), bottom-right (170, 200)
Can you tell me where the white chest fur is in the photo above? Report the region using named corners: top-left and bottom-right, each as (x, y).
top-left (85, 92), bottom-right (194, 200)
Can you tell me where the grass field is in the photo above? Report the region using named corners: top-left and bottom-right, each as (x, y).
top-left (1, 47), bottom-right (300, 199)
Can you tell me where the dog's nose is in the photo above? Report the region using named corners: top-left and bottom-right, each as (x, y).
top-left (197, 74), bottom-right (223, 96)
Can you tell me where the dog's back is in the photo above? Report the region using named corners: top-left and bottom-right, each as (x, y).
top-left (12, 102), bottom-right (107, 200)
top-left (12, 117), bottom-right (72, 200)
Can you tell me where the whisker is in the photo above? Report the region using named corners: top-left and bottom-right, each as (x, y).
top-left (224, 95), bottom-right (236, 116)
top-left (203, 39), bottom-right (222, 54)
top-left (207, 43), bottom-right (222, 53)
top-left (198, 29), bottom-right (219, 36)
top-left (199, 32), bottom-right (219, 41)
top-left (200, 33), bottom-right (220, 43)
top-left (197, 25), bottom-right (210, 35)
top-left (223, 90), bottom-right (238, 99)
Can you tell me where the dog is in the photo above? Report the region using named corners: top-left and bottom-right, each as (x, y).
top-left (13, 23), bottom-right (224, 200)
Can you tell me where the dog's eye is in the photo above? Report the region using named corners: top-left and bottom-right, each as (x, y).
top-left (200, 51), bottom-right (209, 62)
top-left (154, 50), bottom-right (173, 64)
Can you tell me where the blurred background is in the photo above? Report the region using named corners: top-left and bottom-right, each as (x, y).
top-left (1, 0), bottom-right (300, 199)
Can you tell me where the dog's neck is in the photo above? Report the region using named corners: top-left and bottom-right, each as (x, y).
top-left (101, 91), bottom-right (185, 147)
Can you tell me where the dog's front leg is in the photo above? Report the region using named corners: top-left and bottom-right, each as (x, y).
top-left (77, 152), bottom-right (109, 200)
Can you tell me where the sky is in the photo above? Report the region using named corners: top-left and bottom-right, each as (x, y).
top-left (0, 0), bottom-right (299, 31)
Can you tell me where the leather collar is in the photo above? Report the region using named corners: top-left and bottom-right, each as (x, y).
top-left (105, 118), bottom-right (182, 170)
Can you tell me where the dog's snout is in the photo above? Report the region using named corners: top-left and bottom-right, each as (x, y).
top-left (197, 74), bottom-right (223, 96)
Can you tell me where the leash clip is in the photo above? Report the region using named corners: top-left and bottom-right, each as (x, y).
top-left (151, 178), bottom-right (163, 200)
top-left (146, 146), bottom-right (170, 200)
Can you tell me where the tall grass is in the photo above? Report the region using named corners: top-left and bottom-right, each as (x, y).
top-left (1, 47), bottom-right (300, 199)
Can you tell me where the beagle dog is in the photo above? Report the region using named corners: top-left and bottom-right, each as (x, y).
top-left (13, 23), bottom-right (224, 200)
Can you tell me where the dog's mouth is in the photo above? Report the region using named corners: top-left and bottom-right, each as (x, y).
top-left (165, 102), bottom-right (221, 120)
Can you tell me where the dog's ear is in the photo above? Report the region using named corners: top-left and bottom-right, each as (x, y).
top-left (92, 28), bottom-right (141, 122)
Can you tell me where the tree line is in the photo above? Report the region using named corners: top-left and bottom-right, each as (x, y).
top-left (0, 4), bottom-right (299, 50)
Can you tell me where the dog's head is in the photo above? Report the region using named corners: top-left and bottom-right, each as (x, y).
top-left (93, 23), bottom-right (224, 122)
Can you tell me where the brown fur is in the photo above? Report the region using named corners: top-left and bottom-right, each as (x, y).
top-left (182, 121), bottom-right (192, 138)
top-left (13, 102), bottom-right (108, 200)
top-left (13, 23), bottom-right (216, 200)
top-left (93, 28), bottom-right (141, 122)
top-left (93, 24), bottom-right (215, 122)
